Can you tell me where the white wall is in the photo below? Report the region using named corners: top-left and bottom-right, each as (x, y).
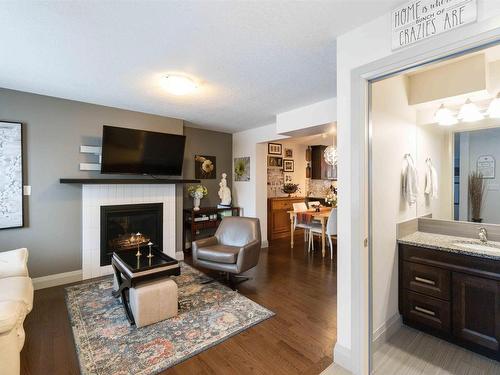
top-left (276, 98), bottom-right (336, 134)
top-left (371, 75), bottom-right (417, 336)
top-left (232, 123), bottom-right (287, 245)
top-left (336, 1), bottom-right (500, 372)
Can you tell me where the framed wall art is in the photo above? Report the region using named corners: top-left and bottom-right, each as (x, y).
top-left (0, 121), bottom-right (24, 229)
top-left (194, 155), bottom-right (216, 179)
top-left (234, 157), bottom-right (250, 181)
top-left (268, 156), bottom-right (283, 168)
top-left (268, 142), bottom-right (282, 155)
top-left (283, 159), bottom-right (294, 172)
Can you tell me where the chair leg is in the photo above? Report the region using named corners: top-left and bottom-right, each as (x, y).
top-left (328, 236), bottom-right (333, 259)
top-left (308, 230), bottom-right (312, 252)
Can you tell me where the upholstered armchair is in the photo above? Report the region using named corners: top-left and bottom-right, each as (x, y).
top-left (0, 248), bottom-right (34, 375)
top-left (192, 217), bottom-right (261, 286)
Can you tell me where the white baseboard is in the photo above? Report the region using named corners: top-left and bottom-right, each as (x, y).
top-left (372, 313), bottom-right (402, 351)
top-left (32, 269), bottom-right (83, 290)
top-left (333, 342), bottom-right (352, 372)
top-left (261, 239), bottom-right (269, 248)
top-left (175, 251), bottom-right (185, 261)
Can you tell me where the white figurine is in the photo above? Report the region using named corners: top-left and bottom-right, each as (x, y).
top-left (218, 173), bottom-right (232, 206)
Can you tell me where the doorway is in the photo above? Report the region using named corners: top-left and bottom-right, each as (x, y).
top-left (369, 41), bottom-right (500, 373)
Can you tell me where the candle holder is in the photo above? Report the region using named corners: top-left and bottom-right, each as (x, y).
top-left (135, 232), bottom-right (142, 257)
top-left (147, 242), bottom-right (154, 258)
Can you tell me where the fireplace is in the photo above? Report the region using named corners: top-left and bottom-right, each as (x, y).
top-left (100, 203), bottom-right (163, 266)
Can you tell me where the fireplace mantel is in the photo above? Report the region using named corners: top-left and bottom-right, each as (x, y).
top-left (60, 178), bottom-right (199, 184)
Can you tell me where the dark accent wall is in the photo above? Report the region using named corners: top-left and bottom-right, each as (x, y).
top-left (0, 88), bottom-right (232, 278)
top-left (182, 125), bottom-right (233, 208)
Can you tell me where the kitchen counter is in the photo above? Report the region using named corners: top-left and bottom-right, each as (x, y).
top-left (398, 231), bottom-right (500, 260)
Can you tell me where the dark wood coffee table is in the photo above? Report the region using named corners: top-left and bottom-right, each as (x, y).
top-left (111, 248), bottom-right (180, 325)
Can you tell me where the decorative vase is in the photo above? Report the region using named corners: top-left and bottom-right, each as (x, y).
top-left (193, 197), bottom-right (201, 211)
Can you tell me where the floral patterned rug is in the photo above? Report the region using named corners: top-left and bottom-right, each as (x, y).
top-left (65, 263), bottom-right (274, 375)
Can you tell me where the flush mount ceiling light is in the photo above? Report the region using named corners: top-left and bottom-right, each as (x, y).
top-left (434, 104), bottom-right (458, 126)
top-left (458, 98), bottom-right (484, 122)
top-left (324, 145), bottom-right (337, 166)
top-left (160, 75), bottom-right (198, 96)
top-left (487, 92), bottom-right (500, 118)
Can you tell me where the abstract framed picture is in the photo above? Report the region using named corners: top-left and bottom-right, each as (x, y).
top-left (0, 121), bottom-right (24, 229)
top-left (268, 143), bottom-right (282, 155)
top-left (234, 157), bottom-right (250, 181)
top-left (194, 155), bottom-right (216, 179)
top-left (283, 159), bottom-right (294, 172)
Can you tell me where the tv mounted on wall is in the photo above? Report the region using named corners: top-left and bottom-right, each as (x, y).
top-left (101, 125), bottom-right (186, 176)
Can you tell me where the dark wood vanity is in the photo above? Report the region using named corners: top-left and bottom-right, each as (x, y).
top-left (399, 243), bottom-right (500, 360)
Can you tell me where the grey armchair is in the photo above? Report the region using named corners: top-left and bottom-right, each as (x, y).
top-left (192, 216), bottom-right (261, 286)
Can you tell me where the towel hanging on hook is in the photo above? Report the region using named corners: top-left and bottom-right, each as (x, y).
top-left (425, 157), bottom-right (438, 199)
top-left (402, 153), bottom-right (418, 205)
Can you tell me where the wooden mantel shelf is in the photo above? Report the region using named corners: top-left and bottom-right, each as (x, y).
top-left (60, 178), bottom-right (200, 184)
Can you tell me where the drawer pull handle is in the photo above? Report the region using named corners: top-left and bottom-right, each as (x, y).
top-left (414, 306), bottom-right (436, 317)
top-left (415, 276), bottom-right (436, 286)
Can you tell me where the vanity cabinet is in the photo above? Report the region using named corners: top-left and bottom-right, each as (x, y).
top-left (399, 244), bottom-right (500, 360)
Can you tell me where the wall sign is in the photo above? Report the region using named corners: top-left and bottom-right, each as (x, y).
top-left (392, 0), bottom-right (477, 50)
top-left (477, 155), bottom-right (495, 179)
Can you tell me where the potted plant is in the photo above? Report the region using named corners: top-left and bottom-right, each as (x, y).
top-left (468, 171), bottom-right (486, 223)
top-left (282, 183), bottom-right (300, 197)
top-left (187, 184), bottom-right (208, 211)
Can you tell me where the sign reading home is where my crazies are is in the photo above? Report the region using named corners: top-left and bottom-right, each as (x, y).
top-left (392, 0), bottom-right (477, 50)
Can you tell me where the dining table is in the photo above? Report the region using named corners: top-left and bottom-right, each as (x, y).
top-left (287, 207), bottom-right (332, 258)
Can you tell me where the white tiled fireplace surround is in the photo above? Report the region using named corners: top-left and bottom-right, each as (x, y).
top-left (82, 184), bottom-right (176, 280)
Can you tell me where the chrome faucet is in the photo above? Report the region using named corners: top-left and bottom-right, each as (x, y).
top-left (479, 227), bottom-right (488, 243)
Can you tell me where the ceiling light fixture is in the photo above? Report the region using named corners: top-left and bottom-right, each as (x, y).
top-left (434, 104), bottom-right (457, 126)
top-left (487, 92), bottom-right (500, 118)
top-left (458, 98), bottom-right (484, 122)
top-left (160, 74), bottom-right (197, 96)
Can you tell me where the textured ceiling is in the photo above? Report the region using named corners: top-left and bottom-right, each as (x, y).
top-left (0, 1), bottom-right (401, 133)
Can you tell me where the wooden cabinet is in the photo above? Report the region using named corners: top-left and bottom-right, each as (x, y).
top-left (452, 272), bottom-right (500, 354)
top-left (399, 243), bottom-right (500, 360)
top-left (267, 197), bottom-right (305, 242)
top-left (311, 145), bottom-right (336, 180)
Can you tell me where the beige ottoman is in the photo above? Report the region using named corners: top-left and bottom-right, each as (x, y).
top-left (129, 278), bottom-right (178, 328)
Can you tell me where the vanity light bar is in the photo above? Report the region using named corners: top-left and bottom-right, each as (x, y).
top-left (435, 94), bottom-right (500, 126)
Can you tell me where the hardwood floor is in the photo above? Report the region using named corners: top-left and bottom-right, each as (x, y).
top-left (20, 234), bottom-right (337, 374)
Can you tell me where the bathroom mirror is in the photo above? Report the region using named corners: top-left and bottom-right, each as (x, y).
top-left (416, 122), bottom-right (500, 225)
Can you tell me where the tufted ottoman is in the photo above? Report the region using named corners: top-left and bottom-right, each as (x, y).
top-left (129, 278), bottom-right (178, 328)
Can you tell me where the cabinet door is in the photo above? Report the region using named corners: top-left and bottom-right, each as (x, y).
top-left (452, 272), bottom-right (500, 355)
top-left (272, 210), bottom-right (290, 235)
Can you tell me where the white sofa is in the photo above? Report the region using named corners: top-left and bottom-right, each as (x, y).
top-left (0, 248), bottom-right (34, 375)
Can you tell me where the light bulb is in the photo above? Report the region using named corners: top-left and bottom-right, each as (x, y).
top-left (458, 99), bottom-right (484, 122)
top-left (324, 146), bottom-right (337, 166)
top-left (487, 93), bottom-right (500, 118)
top-left (434, 104), bottom-right (457, 126)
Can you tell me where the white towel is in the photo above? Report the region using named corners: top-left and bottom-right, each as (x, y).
top-left (402, 155), bottom-right (418, 205)
top-left (425, 160), bottom-right (438, 199)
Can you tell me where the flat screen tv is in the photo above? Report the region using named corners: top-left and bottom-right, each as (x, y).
top-left (101, 125), bottom-right (186, 176)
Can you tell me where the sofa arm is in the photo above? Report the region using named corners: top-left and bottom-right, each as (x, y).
top-left (0, 301), bottom-right (23, 335)
top-left (192, 236), bottom-right (218, 263)
top-left (0, 248), bottom-right (29, 279)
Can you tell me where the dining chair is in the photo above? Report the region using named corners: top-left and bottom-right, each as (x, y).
top-left (308, 208), bottom-right (337, 259)
top-left (292, 202), bottom-right (310, 242)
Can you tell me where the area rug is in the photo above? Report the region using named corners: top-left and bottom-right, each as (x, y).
top-left (65, 263), bottom-right (274, 375)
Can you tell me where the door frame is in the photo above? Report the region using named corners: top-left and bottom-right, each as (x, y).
top-left (347, 26), bottom-right (500, 374)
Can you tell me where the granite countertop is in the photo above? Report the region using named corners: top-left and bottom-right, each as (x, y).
top-left (398, 231), bottom-right (500, 260)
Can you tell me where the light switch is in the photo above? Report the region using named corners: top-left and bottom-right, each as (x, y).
top-left (23, 185), bottom-right (31, 196)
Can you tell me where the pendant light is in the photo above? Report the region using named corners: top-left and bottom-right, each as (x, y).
top-left (458, 98), bottom-right (484, 122)
top-left (434, 104), bottom-right (457, 126)
top-left (487, 92), bottom-right (500, 118)
top-left (324, 145), bottom-right (337, 166)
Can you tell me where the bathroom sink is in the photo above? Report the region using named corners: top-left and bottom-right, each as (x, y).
top-left (452, 240), bottom-right (500, 253)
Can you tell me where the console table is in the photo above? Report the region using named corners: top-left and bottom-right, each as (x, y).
top-left (183, 206), bottom-right (240, 251)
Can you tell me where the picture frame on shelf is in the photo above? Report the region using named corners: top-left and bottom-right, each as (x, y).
top-left (268, 142), bottom-right (282, 155)
top-left (283, 159), bottom-right (294, 172)
top-left (268, 156), bottom-right (283, 168)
